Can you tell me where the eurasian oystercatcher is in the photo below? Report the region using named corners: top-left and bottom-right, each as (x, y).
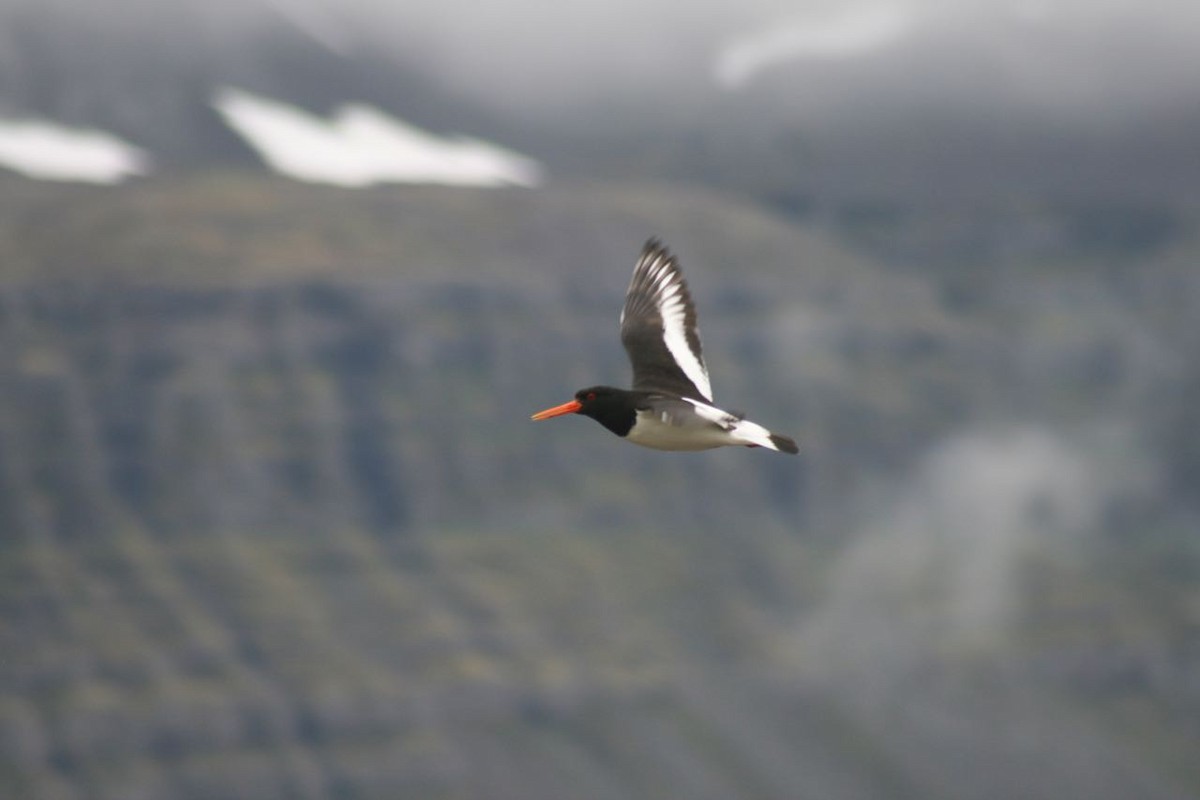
top-left (532, 239), bottom-right (798, 454)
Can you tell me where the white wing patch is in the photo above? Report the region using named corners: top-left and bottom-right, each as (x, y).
top-left (681, 398), bottom-right (779, 450)
top-left (641, 253), bottom-right (713, 401)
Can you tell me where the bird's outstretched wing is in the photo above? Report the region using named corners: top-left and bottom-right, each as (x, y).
top-left (619, 239), bottom-right (713, 402)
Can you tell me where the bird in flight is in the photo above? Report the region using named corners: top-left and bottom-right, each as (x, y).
top-left (531, 239), bottom-right (798, 454)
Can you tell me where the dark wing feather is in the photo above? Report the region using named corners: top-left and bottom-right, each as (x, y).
top-left (619, 239), bottom-right (713, 402)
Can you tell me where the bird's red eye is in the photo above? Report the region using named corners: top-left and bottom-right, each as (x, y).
top-left (586, 392), bottom-right (597, 401)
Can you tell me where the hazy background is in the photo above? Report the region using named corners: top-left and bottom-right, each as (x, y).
top-left (1, 1), bottom-right (1198, 799)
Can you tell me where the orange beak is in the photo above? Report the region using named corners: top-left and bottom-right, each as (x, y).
top-left (530, 399), bottom-right (582, 421)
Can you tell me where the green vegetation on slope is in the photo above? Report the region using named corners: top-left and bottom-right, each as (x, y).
top-left (0, 173), bottom-right (1197, 799)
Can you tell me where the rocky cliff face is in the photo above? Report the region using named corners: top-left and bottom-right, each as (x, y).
top-left (0, 174), bottom-right (948, 538)
top-left (0, 174), bottom-right (1197, 799)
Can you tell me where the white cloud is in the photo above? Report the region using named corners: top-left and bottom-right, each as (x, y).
top-left (716, 3), bottom-right (914, 89)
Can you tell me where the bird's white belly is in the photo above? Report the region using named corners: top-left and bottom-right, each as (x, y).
top-left (625, 410), bottom-right (733, 451)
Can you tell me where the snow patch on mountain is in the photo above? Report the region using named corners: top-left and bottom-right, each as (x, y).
top-left (0, 119), bottom-right (150, 183)
top-left (213, 87), bottom-right (543, 188)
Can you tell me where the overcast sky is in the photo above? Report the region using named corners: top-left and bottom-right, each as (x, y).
top-left (9, 0), bottom-right (1197, 116)
top-left (270, 0), bottom-right (1200, 112)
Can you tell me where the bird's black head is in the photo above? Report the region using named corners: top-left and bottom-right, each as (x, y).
top-left (531, 386), bottom-right (638, 437)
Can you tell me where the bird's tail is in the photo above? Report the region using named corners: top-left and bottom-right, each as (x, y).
top-left (731, 418), bottom-right (799, 454)
top-left (768, 432), bottom-right (799, 454)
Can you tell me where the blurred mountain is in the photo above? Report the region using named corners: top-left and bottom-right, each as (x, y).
top-left (0, 171), bottom-right (1198, 798)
